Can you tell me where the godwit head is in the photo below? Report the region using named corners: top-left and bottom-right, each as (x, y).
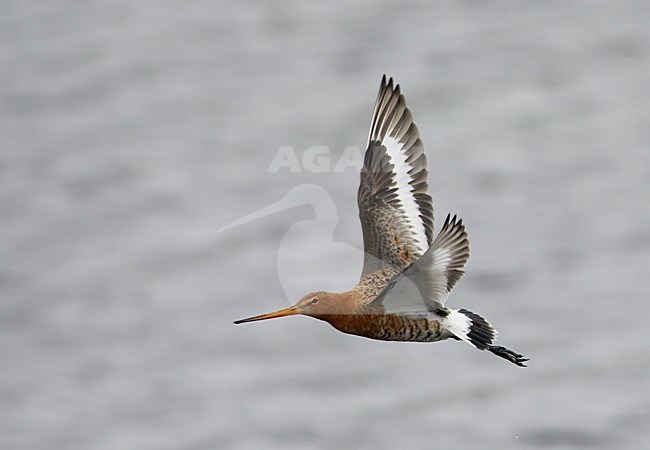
top-left (233, 291), bottom-right (348, 324)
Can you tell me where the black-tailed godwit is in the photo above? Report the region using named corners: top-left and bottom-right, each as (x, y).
top-left (235, 76), bottom-right (528, 367)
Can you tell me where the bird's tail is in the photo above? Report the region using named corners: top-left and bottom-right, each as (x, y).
top-left (444, 308), bottom-right (528, 367)
top-left (444, 308), bottom-right (496, 350)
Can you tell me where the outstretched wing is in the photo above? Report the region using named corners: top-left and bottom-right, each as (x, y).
top-left (372, 214), bottom-right (470, 315)
top-left (358, 75), bottom-right (434, 278)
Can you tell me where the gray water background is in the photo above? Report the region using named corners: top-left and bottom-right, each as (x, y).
top-left (2, 1), bottom-right (649, 448)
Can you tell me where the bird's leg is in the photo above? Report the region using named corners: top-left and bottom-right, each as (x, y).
top-left (487, 345), bottom-right (528, 367)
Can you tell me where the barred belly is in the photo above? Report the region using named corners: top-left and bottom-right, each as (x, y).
top-left (325, 313), bottom-right (444, 343)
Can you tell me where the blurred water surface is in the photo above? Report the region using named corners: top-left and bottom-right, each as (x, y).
top-left (2, 1), bottom-right (649, 448)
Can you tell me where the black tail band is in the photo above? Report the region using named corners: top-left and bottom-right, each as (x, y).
top-left (458, 308), bottom-right (495, 350)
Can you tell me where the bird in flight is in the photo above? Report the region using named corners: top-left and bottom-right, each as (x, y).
top-left (235, 75), bottom-right (528, 367)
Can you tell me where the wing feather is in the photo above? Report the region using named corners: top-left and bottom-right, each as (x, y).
top-left (358, 75), bottom-right (434, 277)
top-left (372, 214), bottom-right (470, 315)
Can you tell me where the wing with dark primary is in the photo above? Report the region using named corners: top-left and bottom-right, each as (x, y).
top-left (358, 75), bottom-right (434, 278)
top-left (372, 214), bottom-right (470, 315)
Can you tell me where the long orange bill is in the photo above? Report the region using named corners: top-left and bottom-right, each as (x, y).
top-left (233, 305), bottom-right (300, 324)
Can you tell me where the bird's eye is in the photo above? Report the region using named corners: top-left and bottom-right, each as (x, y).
top-left (310, 298), bottom-right (319, 305)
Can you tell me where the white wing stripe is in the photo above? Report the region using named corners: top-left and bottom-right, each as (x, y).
top-left (382, 135), bottom-right (428, 252)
